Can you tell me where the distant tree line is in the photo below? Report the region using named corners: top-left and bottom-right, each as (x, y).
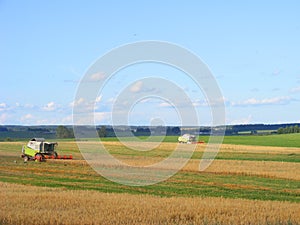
top-left (98, 126), bottom-right (107, 137)
top-left (167, 127), bottom-right (181, 135)
top-left (56, 125), bottom-right (74, 138)
top-left (0, 127), bottom-right (8, 132)
top-left (27, 127), bottom-right (50, 132)
top-left (277, 125), bottom-right (300, 134)
top-left (96, 126), bottom-right (181, 138)
top-left (133, 127), bottom-right (151, 136)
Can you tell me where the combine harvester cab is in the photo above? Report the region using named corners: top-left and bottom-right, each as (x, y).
top-left (21, 138), bottom-right (72, 162)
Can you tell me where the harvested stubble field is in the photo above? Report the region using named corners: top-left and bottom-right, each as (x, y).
top-left (0, 137), bottom-right (300, 225)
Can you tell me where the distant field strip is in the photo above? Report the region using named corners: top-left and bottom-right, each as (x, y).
top-left (1, 182), bottom-right (300, 225)
top-left (99, 133), bottom-right (300, 147)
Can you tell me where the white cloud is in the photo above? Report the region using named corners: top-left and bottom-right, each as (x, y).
top-left (139, 98), bottom-right (168, 105)
top-left (70, 98), bottom-right (85, 107)
top-left (192, 97), bottom-right (228, 108)
top-left (1, 102), bottom-right (37, 113)
top-left (107, 97), bottom-right (115, 104)
top-left (159, 102), bottom-right (173, 107)
top-left (94, 96), bottom-right (103, 110)
top-left (95, 95), bottom-right (102, 103)
top-left (0, 103), bottom-right (7, 111)
top-left (71, 97), bottom-right (104, 113)
top-left (94, 112), bottom-right (110, 123)
top-left (89, 72), bottom-right (105, 81)
top-left (0, 113), bottom-right (9, 124)
top-left (24, 103), bottom-right (34, 109)
top-left (71, 97), bottom-right (102, 107)
top-left (228, 115), bottom-right (252, 125)
top-left (36, 118), bottom-right (57, 125)
top-left (140, 98), bottom-right (152, 104)
top-left (290, 86), bottom-right (300, 93)
top-left (158, 98), bottom-right (217, 108)
top-left (20, 114), bottom-right (33, 122)
top-left (206, 97), bottom-right (227, 107)
top-left (192, 99), bottom-right (208, 107)
top-left (62, 115), bottom-right (73, 124)
top-left (158, 100), bottom-right (192, 108)
top-left (72, 111), bottom-right (110, 125)
top-left (43, 102), bottom-right (56, 111)
top-left (130, 81), bottom-right (143, 93)
top-left (231, 96), bottom-right (292, 106)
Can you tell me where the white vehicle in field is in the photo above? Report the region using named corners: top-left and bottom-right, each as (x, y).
top-left (178, 134), bottom-right (196, 144)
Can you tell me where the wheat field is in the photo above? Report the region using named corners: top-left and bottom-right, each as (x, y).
top-left (0, 140), bottom-right (300, 224)
top-left (1, 182), bottom-right (300, 225)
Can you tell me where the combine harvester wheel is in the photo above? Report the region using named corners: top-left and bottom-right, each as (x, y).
top-left (35, 153), bottom-right (43, 162)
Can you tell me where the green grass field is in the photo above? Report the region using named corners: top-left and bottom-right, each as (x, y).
top-left (98, 133), bottom-right (300, 148)
top-left (222, 133), bottom-right (300, 147)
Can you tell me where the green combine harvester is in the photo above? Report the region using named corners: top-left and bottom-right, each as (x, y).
top-left (21, 138), bottom-right (72, 162)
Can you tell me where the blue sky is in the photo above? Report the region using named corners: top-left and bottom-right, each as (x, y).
top-left (1, 1), bottom-right (300, 125)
